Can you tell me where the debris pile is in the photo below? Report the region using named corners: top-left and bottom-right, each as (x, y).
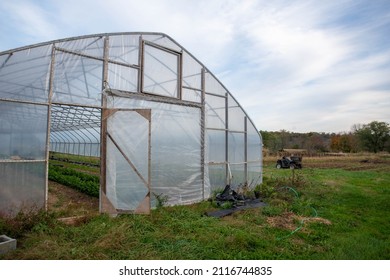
top-left (206, 185), bottom-right (266, 218)
top-left (215, 185), bottom-right (246, 206)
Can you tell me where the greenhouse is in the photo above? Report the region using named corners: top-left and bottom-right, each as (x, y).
top-left (0, 32), bottom-right (262, 215)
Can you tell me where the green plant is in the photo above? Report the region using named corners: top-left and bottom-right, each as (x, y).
top-left (48, 164), bottom-right (99, 197)
top-left (236, 182), bottom-right (256, 199)
top-left (255, 176), bottom-right (276, 198)
top-left (153, 193), bottom-right (169, 208)
top-left (219, 201), bottom-right (234, 209)
top-left (0, 210), bottom-right (56, 239)
top-left (262, 205), bottom-right (285, 217)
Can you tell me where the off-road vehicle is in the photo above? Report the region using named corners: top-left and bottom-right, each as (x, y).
top-left (276, 156), bottom-right (302, 169)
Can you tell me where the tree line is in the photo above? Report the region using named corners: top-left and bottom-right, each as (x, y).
top-left (260, 121), bottom-right (390, 154)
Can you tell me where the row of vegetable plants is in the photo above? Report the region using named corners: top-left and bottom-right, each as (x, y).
top-left (48, 164), bottom-right (100, 197)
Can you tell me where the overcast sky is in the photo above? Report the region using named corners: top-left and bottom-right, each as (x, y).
top-left (1, 0), bottom-right (389, 133)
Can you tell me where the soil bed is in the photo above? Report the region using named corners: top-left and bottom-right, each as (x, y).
top-left (48, 181), bottom-right (98, 217)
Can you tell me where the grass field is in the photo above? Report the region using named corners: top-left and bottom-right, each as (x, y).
top-left (1, 153), bottom-right (389, 259)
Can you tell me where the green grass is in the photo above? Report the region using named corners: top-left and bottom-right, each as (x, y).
top-left (1, 154), bottom-right (389, 259)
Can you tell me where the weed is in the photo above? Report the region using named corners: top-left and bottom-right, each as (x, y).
top-left (262, 205), bottom-right (285, 217)
top-left (153, 193), bottom-right (169, 208)
top-left (0, 209), bottom-right (56, 239)
top-left (255, 176), bottom-right (276, 198)
top-left (219, 201), bottom-right (234, 209)
top-left (236, 182), bottom-right (256, 199)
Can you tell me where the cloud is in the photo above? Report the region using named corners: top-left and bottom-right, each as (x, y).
top-left (0, 0), bottom-right (389, 133)
top-left (0, 0), bottom-right (59, 47)
top-left (214, 1), bottom-right (390, 132)
top-left (87, 0), bottom-right (238, 70)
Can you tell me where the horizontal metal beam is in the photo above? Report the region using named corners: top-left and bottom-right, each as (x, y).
top-left (106, 89), bottom-right (202, 109)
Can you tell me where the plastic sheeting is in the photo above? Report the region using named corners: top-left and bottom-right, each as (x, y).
top-left (0, 45), bottom-right (52, 103)
top-left (53, 51), bottom-right (103, 106)
top-left (56, 37), bottom-right (104, 58)
top-left (205, 94), bottom-right (226, 129)
top-left (108, 35), bottom-right (139, 65)
top-left (206, 130), bottom-right (226, 163)
top-left (142, 34), bottom-right (182, 53)
top-left (0, 101), bottom-right (47, 215)
top-left (181, 88), bottom-right (202, 103)
top-left (106, 110), bottom-right (149, 211)
top-left (207, 164), bottom-right (226, 193)
top-left (0, 32), bottom-right (262, 215)
top-left (228, 94), bottom-right (246, 132)
top-left (108, 63), bottom-right (138, 93)
top-left (0, 101), bottom-right (48, 160)
top-left (205, 71), bottom-right (227, 96)
top-left (143, 43), bottom-right (180, 98)
top-left (182, 51), bottom-right (202, 90)
top-left (246, 118), bottom-right (262, 186)
top-left (105, 97), bottom-right (203, 209)
top-left (150, 105), bottom-right (202, 206)
top-left (0, 162), bottom-right (46, 215)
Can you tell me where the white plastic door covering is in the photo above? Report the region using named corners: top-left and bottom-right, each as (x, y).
top-left (102, 109), bottom-right (151, 214)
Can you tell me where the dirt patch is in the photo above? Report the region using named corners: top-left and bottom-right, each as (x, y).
top-left (266, 212), bottom-right (331, 232)
top-left (266, 212), bottom-right (298, 231)
top-left (56, 215), bottom-right (95, 226)
top-left (48, 180), bottom-right (99, 217)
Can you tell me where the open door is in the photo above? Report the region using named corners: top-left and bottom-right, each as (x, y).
top-left (100, 109), bottom-right (151, 214)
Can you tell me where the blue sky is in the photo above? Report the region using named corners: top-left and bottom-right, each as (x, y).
top-left (1, 0), bottom-right (389, 133)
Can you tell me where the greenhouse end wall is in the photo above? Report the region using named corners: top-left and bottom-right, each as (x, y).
top-left (0, 32), bottom-right (262, 216)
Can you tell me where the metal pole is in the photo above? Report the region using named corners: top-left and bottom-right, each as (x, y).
top-left (99, 36), bottom-right (109, 213)
top-left (225, 92), bottom-right (229, 186)
top-left (137, 35), bottom-right (143, 93)
top-left (139, 36), bottom-right (144, 93)
top-left (178, 50), bottom-right (183, 99)
top-left (44, 43), bottom-right (56, 211)
top-left (244, 116), bottom-right (248, 184)
top-left (148, 110), bottom-right (152, 212)
top-left (200, 67), bottom-right (205, 200)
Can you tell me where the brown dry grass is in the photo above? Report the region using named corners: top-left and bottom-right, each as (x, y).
top-left (48, 180), bottom-right (99, 218)
top-left (264, 153), bottom-right (390, 171)
top-left (266, 211), bottom-right (332, 232)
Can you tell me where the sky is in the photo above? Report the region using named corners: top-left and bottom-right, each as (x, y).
top-left (0, 0), bottom-right (389, 133)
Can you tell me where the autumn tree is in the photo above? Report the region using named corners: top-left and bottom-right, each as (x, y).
top-left (330, 134), bottom-right (341, 151)
top-left (330, 133), bottom-right (358, 153)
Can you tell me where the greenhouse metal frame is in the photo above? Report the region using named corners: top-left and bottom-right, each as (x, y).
top-left (0, 32), bottom-right (262, 215)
